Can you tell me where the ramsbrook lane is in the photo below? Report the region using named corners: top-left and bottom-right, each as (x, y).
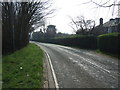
top-left (36, 42), bottom-right (119, 88)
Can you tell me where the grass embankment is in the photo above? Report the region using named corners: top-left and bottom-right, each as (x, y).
top-left (2, 43), bottom-right (44, 88)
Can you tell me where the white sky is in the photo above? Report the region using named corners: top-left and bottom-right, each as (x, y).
top-left (46, 0), bottom-right (119, 34)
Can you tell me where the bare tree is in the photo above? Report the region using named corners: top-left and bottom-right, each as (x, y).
top-left (2, 0), bottom-right (54, 54)
top-left (69, 16), bottom-right (95, 35)
top-left (88, 0), bottom-right (120, 7)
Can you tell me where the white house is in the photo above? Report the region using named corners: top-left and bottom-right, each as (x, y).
top-left (92, 18), bottom-right (120, 35)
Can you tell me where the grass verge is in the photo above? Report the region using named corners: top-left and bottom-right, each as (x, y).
top-left (96, 49), bottom-right (120, 59)
top-left (2, 43), bottom-right (44, 88)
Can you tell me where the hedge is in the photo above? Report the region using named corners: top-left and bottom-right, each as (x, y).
top-left (97, 32), bottom-right (120, 54)
top-left (49, 35), bottom-right (97, 49)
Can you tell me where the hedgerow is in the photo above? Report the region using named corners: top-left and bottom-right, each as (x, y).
top-left (97, 32), bottom-right (120, 54)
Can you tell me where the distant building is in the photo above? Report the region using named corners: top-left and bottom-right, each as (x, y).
top-left (103, 18), bottom-right (120, 33)
top-left (47, 25), bottom-right (56, 33)
top-left (46, 25), bottom-right (56, 38)
top-left (92, 18), bottom-right (120, 35)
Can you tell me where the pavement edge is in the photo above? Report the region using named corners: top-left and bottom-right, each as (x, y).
top-left (32, 42), bottom-right (59, 89)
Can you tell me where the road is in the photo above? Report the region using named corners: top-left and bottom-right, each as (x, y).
top-left (35, 42), bottom-right (119, 88)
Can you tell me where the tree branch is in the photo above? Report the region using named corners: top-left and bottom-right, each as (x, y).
top-left (91, 0), bottom-right (120, 7)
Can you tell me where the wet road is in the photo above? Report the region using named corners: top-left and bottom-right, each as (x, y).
top-left (36, 42), bottom-right (119, 88)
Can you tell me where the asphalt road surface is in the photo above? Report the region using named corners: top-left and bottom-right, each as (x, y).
top-left (36, 42), bottom-right (119, 88)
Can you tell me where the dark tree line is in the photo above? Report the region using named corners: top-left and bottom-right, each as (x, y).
top-left (31, 25), bottom-right (57, 42)
top-left (2, 1), bottom-right (53, 54)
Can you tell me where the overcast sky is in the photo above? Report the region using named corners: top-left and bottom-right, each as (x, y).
top-left (45, 0), bottom-right (119, 34)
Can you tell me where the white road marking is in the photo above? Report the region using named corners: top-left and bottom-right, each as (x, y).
top-left (59, 47), bottom-right (118, 79)
top-left (34, 42), bottom-right (117, 87)
top-left (44, 50), bottom-right (59, 89)
top-left (33, 42), bottom-right (59, 89)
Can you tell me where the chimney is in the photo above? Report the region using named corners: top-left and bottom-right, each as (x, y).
top-left (100, 18), bottom-right (103, 25)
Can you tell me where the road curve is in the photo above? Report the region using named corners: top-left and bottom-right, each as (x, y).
top-left (35, 42), bottom-right (119, 88)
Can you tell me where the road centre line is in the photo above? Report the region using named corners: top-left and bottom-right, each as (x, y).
top-left (58, 47), bottom-right (112, 74)
top-left (66, 49), bottom-right (117, 79)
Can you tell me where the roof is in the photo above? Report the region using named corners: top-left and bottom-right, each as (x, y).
top-left (47, 25), bottom-right (56, 27)
top-left (103, 18), bottom-right (120, 27)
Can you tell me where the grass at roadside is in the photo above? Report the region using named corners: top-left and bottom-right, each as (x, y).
top-left (96, 50), bottom-right (119, 59)
top-left (2, 43), bottom-right (44, 88)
